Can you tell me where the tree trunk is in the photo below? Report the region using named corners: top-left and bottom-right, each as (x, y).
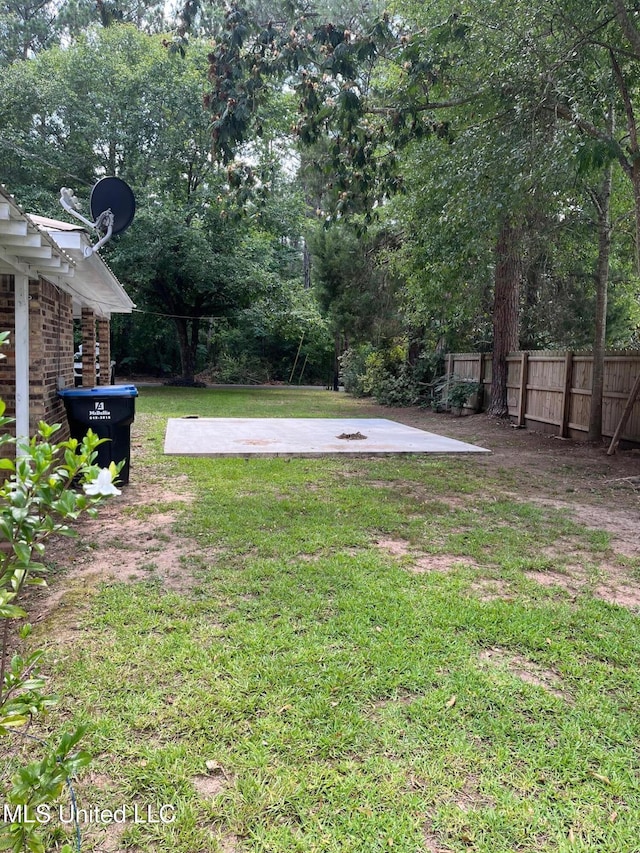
top-left (333, 332), bottom-right (341, 391)
top-left (632, 165), bottom-right (640, 275)
top-left (488, 219), bottom-right (522, 416)
top-left (588, 162), bottom-right (614, 442)
top-left (303, 239), bottom-right (312, 290)
top-left (189, 316), bottom-right (201, 380)
top-left (175, 317), bottom-right (197, 383)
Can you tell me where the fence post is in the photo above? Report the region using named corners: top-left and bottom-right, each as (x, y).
top-left (560, 351), bottom-right (574, 437)
top-left (447, 353), bottom-right (453, 378)
top-left (517, 351), bottom-right (528, 427)
top-left (445, 353), bottom-right (454, 407)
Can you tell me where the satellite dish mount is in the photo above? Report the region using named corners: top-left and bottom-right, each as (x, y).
top-left (59, 177), bottom-right (136, 257)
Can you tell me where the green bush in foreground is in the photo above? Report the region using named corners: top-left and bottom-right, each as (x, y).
top-left (0, 333), bottom-right (121, 853)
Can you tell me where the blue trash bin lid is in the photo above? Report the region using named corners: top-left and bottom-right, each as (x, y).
top-left (58, 384), bottom-right (138, 398)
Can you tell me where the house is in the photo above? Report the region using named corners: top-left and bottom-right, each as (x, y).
top-left (0, 184), bottom-right (135, 443)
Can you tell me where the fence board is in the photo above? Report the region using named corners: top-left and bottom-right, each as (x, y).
top-left (451, 353), bottom-right (483, 381)
top-left (446, 349), bottom-right (640, 444)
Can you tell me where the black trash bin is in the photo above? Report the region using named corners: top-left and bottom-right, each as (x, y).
top-left (58, 384), bottom-right (139, 484)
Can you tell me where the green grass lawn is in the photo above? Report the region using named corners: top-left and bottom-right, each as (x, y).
top-left (136, 385), bottom-right (363, 419)
top-left (21, 389), bottom-right (640, 852)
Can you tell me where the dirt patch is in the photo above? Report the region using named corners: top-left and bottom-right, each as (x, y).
top-left (73, 534), bottom-right (199, 589)
top-left (525, 560), bottom-right (640, 610)
top-left (479, 647), bottom-right (570, 702)
top-left (454, 775), bottom-right (496, 812)
top-left (65, 771), bottom-right (127, 853)
top-left (193, 774), bottom-right (229, 799)
top-left (82, 771), bottom-right (117, 791)
top-left (526, 568), bottom-right (584, 596)
top-left (469, 578), bottom-right (513, 602)
top-left (217, 835), bottom-right (242, 852)
top-left (531, 499), bottom-right (640, 559)
top-left (193, 761), bottom-right (234, 800)
top-left (593, 580), bottom-right (640, 609)
top-left (376, 539), bottom-right (478, 575)
top-left (412, 555), bottom-right (477, 574)
top-left (90, 822), bottom-right (126, 853)
top-left (370, 689), bottom-right (423, 711)
top-left (423, 824), bottom-right (454, 853)
top-left (377, 538), bottom-right (412, 557)
top-left (27, 482), bottom-right (204, 630)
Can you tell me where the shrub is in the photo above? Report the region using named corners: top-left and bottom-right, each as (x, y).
top-left (432, 374), bottom-right (482, 412)
top-left (339, 344), bottom-right (374, 397)
top-left (212, 351), bottom-right (274, 385)
top-left (341, 343), bottom-right (447, 407)
top-left (361, 341), bottom-right (424, 407)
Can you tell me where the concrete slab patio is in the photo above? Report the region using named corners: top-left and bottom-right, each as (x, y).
top-left (164, 417), bottom-right (489, 457)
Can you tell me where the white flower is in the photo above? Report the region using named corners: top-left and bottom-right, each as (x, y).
top-left (83, 468), bottom-right (121, 497)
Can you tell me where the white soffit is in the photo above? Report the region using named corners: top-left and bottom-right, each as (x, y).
top-left (0, 187), bottom-right (75, 283)
top-left (28, 214), bottom-right (135, 318)
top-left (0, 186), bottom-right (135, 318)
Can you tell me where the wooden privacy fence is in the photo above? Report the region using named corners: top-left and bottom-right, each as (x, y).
top-left (446, 350), bottom-right (640, 444)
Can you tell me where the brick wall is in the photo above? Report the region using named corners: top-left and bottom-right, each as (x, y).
top-left (0, 274), bottom-right (74, 441)
top-left (81, 307), bottom-right (97, 387)
top-left (29, 277), bottom-right (74, 435)
top-left (96, 317), bottom-right (111, 385)
top-left (0, 273), bottom-right (17, 420)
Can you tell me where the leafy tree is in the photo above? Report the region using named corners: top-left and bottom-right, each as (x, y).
top-left (388, 139), bottom-right (493, 356)
top-left (194, 0), bottom-right (640, 416)
top-left (515, 1), bottom-right (640, 269)
top-left (1, 0), bottom-right (56, 62)
top-left (214, 279), bottom-right (333, 384)
top-left (0, 26), bottom-right (215, 203)
top-left (110, 204), bottom-right (252, 383)
top-left (0, 0), bottom-right (88, 64)
top-left (0, 26), bottom-right (275, 382)
top-left (0, 0), bottom-right (173, 66)
top-left (309, 222), bottom-right (403, 386)
top-left (175, 0), bottom-right (385, 41)
top-left (489, 0), bottom-right (640, 431)
top-left (93, 0), bottom-right (168, 30)
top-left (401, 0), bottom-right (640, 417)
top-left (189, 4), bottom-right (530, 409)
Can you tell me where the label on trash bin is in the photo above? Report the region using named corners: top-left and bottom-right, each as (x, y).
top-left (88, 401), bottom-right (112, 421)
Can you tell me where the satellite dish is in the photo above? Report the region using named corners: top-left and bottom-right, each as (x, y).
top-left (59, 176), bottom-right (136, 257)
top-left (90, 177), bottom-right (136, 236)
